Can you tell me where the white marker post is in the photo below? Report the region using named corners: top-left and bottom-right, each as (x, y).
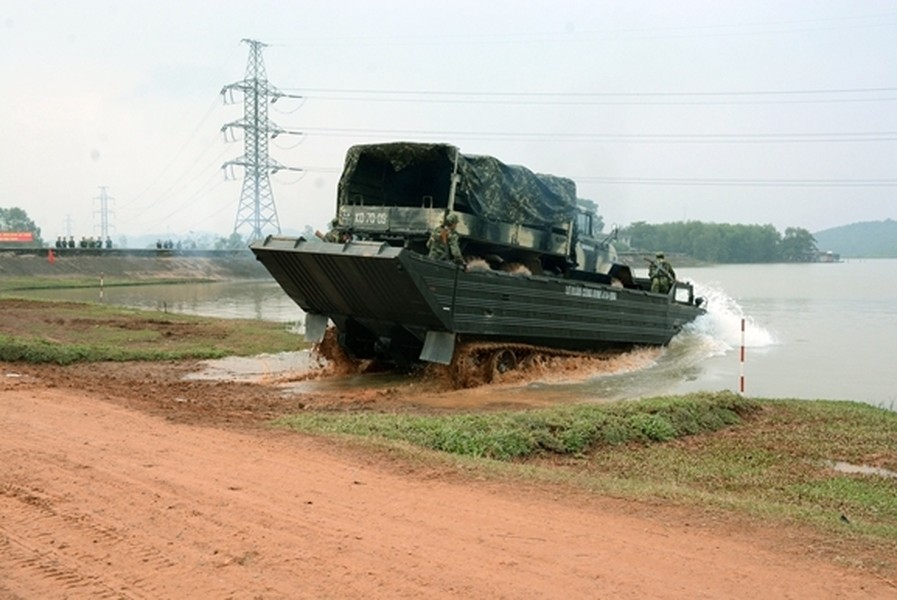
top-left (739, 318), bottom-right (746, 395)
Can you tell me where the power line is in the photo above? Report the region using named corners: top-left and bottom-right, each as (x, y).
top-left (120, 44), bottom-right (247, 215)
top-left (282, 85), bottom-right (897, 106)
top-left (290, 126), bottom-right (897, 143)
top-left (139, 175), bottom-right (229, 230)
top-left (286, 85), bottom-right (897, 98)
top-left (576, 176), bottom-right (897, 188)
top-left (118, 96), bottom-right (223, 212)
top-left (302, 94), bottom-right (897, 107)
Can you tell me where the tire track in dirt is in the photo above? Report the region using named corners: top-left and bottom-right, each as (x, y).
top-left (1, 484), bottom-right (133, 599)
top-left (0, 462), bottom-right (193, 599)
top-left (2, 375), bottom-right (894, 599)
top-left (0, 402), bottom-right (299, 598)
top-left (0, 388), bottom-right (446, 598)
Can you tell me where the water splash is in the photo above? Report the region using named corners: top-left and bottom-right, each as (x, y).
top-left (186, 282), bottom-right (780, 407)
top-left (615, 281), bottom-right (781, 399)
top-left (685, 282), bottom-right (776, 351)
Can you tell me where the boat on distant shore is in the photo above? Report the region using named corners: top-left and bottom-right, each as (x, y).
top-left (252, 142), bottom-right (705, 383)
top-left (813, 250), bottom-right (842, 263)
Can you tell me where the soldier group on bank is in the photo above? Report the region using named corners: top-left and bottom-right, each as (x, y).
top-left (54, 236), bottom-right (113, 249)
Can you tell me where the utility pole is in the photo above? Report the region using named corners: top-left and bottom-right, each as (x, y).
top-left (93, 186), bottom-right (115, 241)
top-left (221, 39), bottom-right (303, 243)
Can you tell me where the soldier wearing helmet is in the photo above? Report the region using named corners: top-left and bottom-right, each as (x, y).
top-left (317, 217), bottom-right (347, 243)
top-left (649, 251), bottom-right (676, 294)
top-left (427, 212), bottom-right (465, 266)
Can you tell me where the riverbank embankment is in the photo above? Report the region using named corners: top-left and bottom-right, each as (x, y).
top-left (0, 249), bottom-right (268, 283)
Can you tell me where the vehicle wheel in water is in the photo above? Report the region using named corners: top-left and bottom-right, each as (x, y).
top-left (489, 349), bottom-right (517, 381)
top-left (451, 347), bottom-right (484, 388)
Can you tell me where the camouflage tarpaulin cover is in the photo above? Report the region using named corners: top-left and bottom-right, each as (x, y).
top-left (337, 142), bottom-right (577, 226)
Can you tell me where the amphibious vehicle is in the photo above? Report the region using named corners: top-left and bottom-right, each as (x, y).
top-left (251, 142), bottom-right (705, 382)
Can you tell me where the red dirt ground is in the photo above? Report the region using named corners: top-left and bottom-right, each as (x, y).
top-left (1, 361), bottom-right (894, 599)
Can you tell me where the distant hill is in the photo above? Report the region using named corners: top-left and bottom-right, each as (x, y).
top-left (813, 219), bottom-right (897, 258)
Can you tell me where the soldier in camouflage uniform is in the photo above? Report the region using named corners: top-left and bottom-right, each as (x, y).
top-left (649, 251), bottom-right (676, 294)
top-left (427, 213), bottom-right (465, 266)
top-left (316, 218), bottom-right (347, 243)
top-left (323, 218), bottom-right (342, 243)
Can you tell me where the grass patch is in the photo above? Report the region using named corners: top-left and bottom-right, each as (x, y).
top-left (278, 394), bottom-right (757, 460)
top-left (0, 298), bottom-right (307, 364)
top-left (0, 276), bottom-right (209, 293)
top-left (276, 391), bottom-right (757, 460)
top-left (276, 393), bottom-right (897, 559)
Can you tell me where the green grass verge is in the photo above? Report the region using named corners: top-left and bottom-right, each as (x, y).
top-left (276, 392), bottom-right (897, 556)
top-left (0, 276), bottom-right (220, 293)
top-left (0, 298), bottom-right (307, 364)
top-left (276, 391), bottom-right (755, 460)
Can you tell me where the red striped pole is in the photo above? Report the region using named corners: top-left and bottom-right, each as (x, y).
top-left (739, 318), bottom-right (745, 394)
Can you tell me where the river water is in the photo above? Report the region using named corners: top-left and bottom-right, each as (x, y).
top-left (670, 260), bottom-right (897, 407)
top-left (14, 259), bottom-right (897, 408)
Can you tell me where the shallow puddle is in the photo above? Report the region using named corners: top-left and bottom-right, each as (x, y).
top-left (183, 346), bottom-right (675, 410)
top-left (185, 351), bottom-right (324, 383)
top-left (823, 460), bottom-right (897, 479)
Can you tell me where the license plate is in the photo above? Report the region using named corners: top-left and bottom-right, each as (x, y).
top-left (351, 209), bottom-right (389, 230)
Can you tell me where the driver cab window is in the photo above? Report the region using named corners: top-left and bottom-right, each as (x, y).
top-left (576, 213), bottom-right (592, 237)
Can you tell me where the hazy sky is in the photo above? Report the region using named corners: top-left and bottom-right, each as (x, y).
top-left (2, 1), bottom-right (895, 242)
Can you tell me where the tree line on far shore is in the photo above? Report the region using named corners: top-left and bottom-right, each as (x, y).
top-left (2, 205), bottom-right (821, 261)
top-left (619, 221), bottom-right (818, 263)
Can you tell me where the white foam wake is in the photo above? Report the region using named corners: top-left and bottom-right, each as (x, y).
top-left (673, 282), bottom-right (776, 361)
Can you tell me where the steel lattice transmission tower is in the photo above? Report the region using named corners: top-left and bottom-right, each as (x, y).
top-left (93, 186), bottom-right (115, 242)
top-left (221, 39), bottom-right (302, 243)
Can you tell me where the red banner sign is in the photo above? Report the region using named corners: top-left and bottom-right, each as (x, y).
top-left (0, 231), bottom-right (34, 242)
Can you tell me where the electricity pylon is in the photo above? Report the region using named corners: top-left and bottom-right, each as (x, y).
top-left (221, 39), bottom-right (303, 243)
top-left (93, 186), bottom-right (114, 241)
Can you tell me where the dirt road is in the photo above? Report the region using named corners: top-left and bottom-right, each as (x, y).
top-left (0, 364), bottom-right (892, 599)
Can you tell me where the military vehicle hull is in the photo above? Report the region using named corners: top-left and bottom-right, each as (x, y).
top-left (251, 236), bottom-right (704, 367)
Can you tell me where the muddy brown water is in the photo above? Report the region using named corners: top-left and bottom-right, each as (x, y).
top-left (14, 259), bottom-right (897, 408)
top-left (185, 345), bottom-right (669, 409)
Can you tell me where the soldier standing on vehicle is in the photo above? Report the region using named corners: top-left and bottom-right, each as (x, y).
top-left (649, 251), bottom-right (676, 294)
top-left (427, 213), bottom-right (465, 266)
